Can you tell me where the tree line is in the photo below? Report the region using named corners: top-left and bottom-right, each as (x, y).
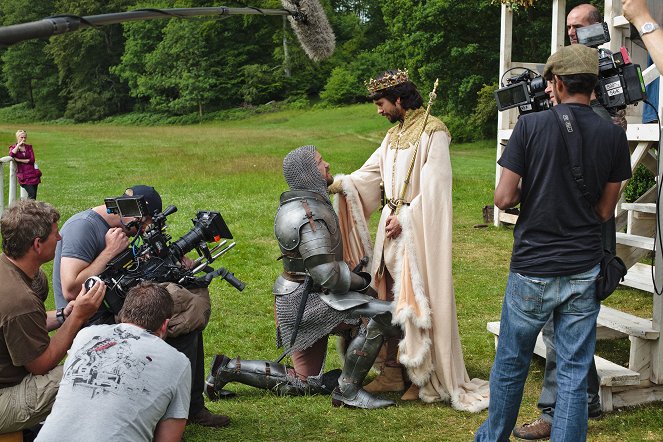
top-left (0, 0), bottom-right (589, 140)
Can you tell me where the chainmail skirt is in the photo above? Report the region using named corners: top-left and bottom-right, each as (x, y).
top-left (275, 284), bottom-right (357, 353)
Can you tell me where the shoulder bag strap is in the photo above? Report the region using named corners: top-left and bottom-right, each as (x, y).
top-left (552, 104), bottom-right (597, 205)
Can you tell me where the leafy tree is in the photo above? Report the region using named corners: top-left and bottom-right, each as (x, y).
top-left (0, 0), bottom-right (63, 118)
top-left (377, 0), bottom-right (501, 116)
top-left (46, 0), bottom-right (134, 121)
top-left (240, 64), bottom-right (288, 105)
top-left (115, 0), bottom-right (291, 114)
top-left (110, 2), bottom-right (168, 111)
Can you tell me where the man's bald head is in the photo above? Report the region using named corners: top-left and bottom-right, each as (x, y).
top-left (567, 4), bottom-right (602, 44)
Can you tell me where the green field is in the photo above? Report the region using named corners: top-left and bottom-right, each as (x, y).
top-left (2, 104), bottom-right (661, 441)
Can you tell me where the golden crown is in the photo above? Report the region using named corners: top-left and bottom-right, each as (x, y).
top-left (365, 69), bottom-right (410, 94)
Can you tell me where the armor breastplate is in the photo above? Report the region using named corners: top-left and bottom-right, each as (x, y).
top-left (274, 190), bottom-right (343, 275)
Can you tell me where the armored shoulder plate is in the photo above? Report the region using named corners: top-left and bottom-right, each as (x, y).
top-left (274, 191), bottom-right (338, 252)
top-left (272, 275), bottom-right (301, 296)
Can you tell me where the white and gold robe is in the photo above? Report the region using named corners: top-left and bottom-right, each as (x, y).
top-left (333, 108), bottom-right (489, 412)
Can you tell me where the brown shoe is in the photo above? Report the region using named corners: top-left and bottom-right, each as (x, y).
top-left (400, 383), bottom-right (420, 400)
top-left (512, 418), bottom-right (551, 440)
top-left (363, 366), bottom-right (405, 393)
top-left (189, 407), bottom-right (230, 428)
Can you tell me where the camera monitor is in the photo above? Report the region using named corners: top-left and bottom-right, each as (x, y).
top-left (577, 22), bottom-right (610, 48)
top-left (494, 82), bottom-right (530, 111)
top-left (105, 196), bottom-right (149, 218)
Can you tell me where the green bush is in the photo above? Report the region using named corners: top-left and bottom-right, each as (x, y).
top-left (64, 91), bottom-right (117, 122)
top-left (320, 66), bottom-right (365, 105)
top-left (623, 164), bottom-right (656, 203)
top-left (469, 82), bottom-right (498, 139)
top-left (0, 102), bottom-right (42, 123)
top-left (440, 82), bottom-right (498, 143)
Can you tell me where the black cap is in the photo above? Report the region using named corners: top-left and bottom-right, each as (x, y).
top-left (124, 185), bottom-right (162, 216)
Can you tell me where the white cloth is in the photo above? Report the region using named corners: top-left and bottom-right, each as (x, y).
top-left (36, 323), bottom-right (191, 442)
top-left (334, 108), bottom-right (489, 412)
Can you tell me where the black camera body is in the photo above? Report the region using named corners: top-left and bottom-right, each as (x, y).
top-left (594, 47), bottom-right (646, 110)
top-left (494, 69), bottom-right (550, 114)
top-left (97, 198), bottom-right (243, 315)
top-left (577, 22), bottom-right (646, 111)
top-left (495, 22), bottom-right (646, 115)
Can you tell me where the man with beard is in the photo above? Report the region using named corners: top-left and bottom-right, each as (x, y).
top-left (0, 200), bottom-right (105, 434)
top-left (328, 69), bottom-right (489, 411)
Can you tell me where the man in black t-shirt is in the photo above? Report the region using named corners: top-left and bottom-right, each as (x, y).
top-left (475, 44), bottom-right (631, 442)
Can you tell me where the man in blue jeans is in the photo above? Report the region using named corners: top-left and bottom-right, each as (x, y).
top-left (475, 44), bottom-right (631, 441)
top-left (513, 4), bottom-right (631, 439)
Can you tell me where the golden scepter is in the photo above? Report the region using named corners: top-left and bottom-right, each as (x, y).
top-left (392, 78), bottom-right (439, 215)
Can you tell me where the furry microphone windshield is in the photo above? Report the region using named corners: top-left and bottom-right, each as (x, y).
top-left (281, 0), bottom-right (336, 61)
top-left (0, 4), bottom-right (336, 60)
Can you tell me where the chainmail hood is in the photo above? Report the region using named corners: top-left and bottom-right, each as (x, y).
top-left (282, 145), bottom-right (329, 198)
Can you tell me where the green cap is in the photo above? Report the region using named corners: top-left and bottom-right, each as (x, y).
top-left (543, 44), bottom-right (599, 79)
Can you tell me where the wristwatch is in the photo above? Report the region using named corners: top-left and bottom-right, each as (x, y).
top-left (56, 308), bottom-right (66, 325)
top-left (640, 22), bottom-right (660, 36)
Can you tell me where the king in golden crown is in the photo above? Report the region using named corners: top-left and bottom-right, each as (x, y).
top-left (365, 69), bottom-right (410, 94)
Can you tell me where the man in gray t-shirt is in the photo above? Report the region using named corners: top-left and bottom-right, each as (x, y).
top-left (37, 283), bottom-right (191, 442)
top-left (53, 185), bottom-right (229, 427)
top-left (53, 208), bottom-right (111, 311)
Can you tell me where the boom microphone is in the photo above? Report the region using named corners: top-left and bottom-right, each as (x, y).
top-left (281, 0), bottom-right (335, 61)
top-left (0, 5), bottom-right (335, 60)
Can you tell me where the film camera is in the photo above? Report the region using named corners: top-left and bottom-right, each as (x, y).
top-left (494, 68), bottom-right (550, 114)
top-left (495, 22), bottom-right (646, 114)
top-left (90, 195), bottom-right (245, 315)
top-left (577, 22), bottom-right (646, 110)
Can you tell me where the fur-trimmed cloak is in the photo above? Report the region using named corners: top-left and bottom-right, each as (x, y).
top-left (332, 108), bottom-right (489, 412)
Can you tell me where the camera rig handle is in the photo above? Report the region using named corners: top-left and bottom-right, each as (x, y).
top-left (192, 266), bottom-right (246, 292)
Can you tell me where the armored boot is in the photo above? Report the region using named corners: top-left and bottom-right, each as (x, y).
top-left (212, 354), bottom-right (339, 396)
top-left (331, 319), bottom-right (395, 409)
top-left (205, 354), bottom-right (237, 401)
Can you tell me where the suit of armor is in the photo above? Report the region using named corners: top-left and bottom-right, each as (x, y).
top-left (208, 145), bottom-right (399, 409)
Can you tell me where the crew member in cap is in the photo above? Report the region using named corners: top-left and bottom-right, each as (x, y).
top-left (329, 70), bottom-right (489, 411)
top-left (53, 185), bottom-right (230, 428)
top-left (475, 44), bottom-right (631, 441)
top-left (513, 6), bottom-right (625, 438)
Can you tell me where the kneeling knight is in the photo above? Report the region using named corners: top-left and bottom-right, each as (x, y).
top-left (206, 145), bottom-right (400, 409)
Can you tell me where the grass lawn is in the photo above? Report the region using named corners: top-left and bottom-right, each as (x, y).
top-left (1, 103), bottom-right (661, 441)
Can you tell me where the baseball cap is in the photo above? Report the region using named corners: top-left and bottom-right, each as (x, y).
top-left (543, 44), bottom-right (599, 79)
top-left (124, 185), bottom-right (162, 216)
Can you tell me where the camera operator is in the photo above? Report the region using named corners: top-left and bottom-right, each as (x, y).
top-left (52, 185), bottom-right (229, 428)
top-left (475, 44), bottom-right (631, 441)
top-left (622, 0), bottom-right (663, 72)
top-left (0, 200), bottom-right (105, 435)
top-left (512, 5), bottom-right (633, 440)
